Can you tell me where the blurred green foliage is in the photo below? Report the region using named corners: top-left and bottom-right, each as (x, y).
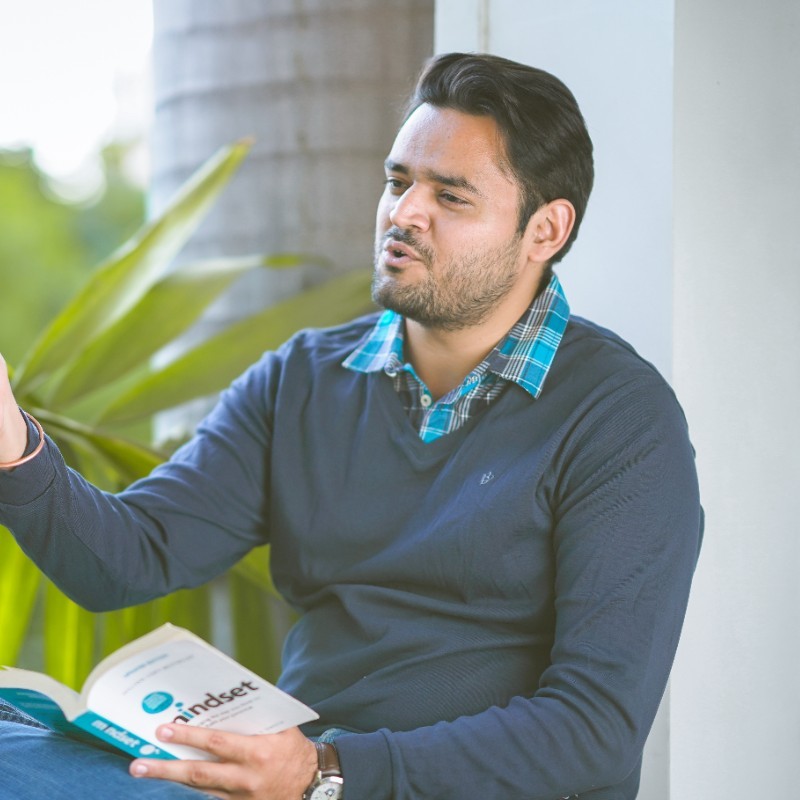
top-left (0, 139), bottom-right (372, 688)
top-left (0, 145), bottom-right (144, 365)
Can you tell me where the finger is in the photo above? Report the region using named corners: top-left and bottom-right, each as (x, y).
top-left (130, 756), bottom-right (239, 796)
top-left (157, 724), bottom-right (252, 762)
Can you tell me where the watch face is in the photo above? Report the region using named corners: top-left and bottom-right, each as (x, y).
top-left (308, 779), bottom-right (344, 800)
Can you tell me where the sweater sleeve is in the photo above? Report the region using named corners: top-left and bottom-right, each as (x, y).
top-left (0, 352), bottom-right (279, 612)
top-left (334, 376), bottom-right (703, 800)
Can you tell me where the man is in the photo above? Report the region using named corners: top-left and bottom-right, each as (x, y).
top-left (0, 53), bottom-right (702, 799)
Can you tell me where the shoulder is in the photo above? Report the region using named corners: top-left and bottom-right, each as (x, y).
top-left (541, 319), bottom-right (700, 530)
top-left (547, 315), bottom-right (674, 403)
top-left (542, 315), bottom-right (692, 452)
top-left (558, 316), bottom-right (662, 378)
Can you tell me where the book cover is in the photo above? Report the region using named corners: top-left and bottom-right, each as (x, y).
top-left (0, 623), bottom-right (318, 760)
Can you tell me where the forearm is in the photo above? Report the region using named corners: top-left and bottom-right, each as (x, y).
top-left (337, 699), bottom-right (643, 800)
top-left (336, 558), bottom-right (697, 800)
top-left (337, 541), bottom-right (696, 800)
top-left (0, 356), bottom-right (279, 610)
top-left (0, 437), bottom-right (238, 610)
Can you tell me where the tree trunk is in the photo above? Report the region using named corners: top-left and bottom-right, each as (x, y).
top-left (148, 1), bottom-right (434, 666)
top-left (150, 0), bottom-right (434, 440)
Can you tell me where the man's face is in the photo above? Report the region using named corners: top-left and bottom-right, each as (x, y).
top-left (373, 104), bottom-right (530, 331)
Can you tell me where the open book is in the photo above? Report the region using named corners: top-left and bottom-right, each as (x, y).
top-left (0, 623), bottom-right (317, 760)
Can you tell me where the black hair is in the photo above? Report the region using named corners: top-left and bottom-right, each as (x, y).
top-left (407, 52), bottom-right (594, 264)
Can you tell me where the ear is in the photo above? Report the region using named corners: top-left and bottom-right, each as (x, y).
top-left (523, 199), bottom-right (576, 264)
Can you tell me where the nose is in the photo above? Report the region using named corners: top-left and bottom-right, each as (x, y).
top-left (388, 185), bottom-right (431, 232)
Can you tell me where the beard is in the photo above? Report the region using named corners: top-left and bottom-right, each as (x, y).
top-left (372, 227), bottom-right (525, 331)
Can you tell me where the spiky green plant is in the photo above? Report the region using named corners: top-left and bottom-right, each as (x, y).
top-left (0, 140), bottom-right (372, 687)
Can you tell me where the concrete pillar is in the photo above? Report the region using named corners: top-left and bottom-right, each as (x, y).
top-left (670, 0), bottom-right (800, 795)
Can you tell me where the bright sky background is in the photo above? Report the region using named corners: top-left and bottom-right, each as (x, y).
top-left (0, 0), bottom-right (153, 187)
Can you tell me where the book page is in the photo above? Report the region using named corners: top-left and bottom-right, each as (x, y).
top-left (0, 669), bottom-right (81, 719)
top-left (85, 637), bottom-right (318, 759)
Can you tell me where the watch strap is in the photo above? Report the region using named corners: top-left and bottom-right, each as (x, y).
top-left (314, 741), bottom-right (341, 778)
top-left (304, 741), bottom-right (344, 800)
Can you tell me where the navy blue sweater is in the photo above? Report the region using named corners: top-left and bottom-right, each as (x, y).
top-left (0, 314), bottom-right (702, 799)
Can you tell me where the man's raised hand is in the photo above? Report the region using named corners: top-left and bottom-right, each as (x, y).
top-left (0, 354), bottom-right (28, 466)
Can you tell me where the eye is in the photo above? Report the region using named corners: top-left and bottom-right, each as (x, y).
top-left (384, 177), bottom-right (407, 194)
top-left (440, 191), bottom-right (468, 206)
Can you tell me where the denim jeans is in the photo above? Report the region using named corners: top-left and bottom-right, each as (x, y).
top-left (0, 701), bottom-right (208, 799)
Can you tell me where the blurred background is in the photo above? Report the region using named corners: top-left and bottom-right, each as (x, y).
top-left (1, 2), bottom-right (797, 799)
top-left (0, 0), bottom-right (151, 365)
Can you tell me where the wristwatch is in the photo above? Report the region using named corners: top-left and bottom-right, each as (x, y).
top-left (303, 741), bottom-right (344, 800)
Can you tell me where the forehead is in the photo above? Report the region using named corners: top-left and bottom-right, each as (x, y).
top-left (388, 104), bottom-right (516, 190)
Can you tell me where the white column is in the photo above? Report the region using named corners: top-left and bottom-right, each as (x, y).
top-left (670, 0), bottom-right (800, 795)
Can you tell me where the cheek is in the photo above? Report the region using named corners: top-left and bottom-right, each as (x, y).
top-left (375, 194), bottom-right (392, 228)
top-left (374, 200), bottom-right (392, 256)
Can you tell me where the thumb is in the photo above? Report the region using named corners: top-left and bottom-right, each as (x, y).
top-left (0, 354), bottom-right (28, 464)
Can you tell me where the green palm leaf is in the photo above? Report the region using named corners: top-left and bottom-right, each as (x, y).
top-left (45, 254), bottom-right (317, 409)
top-left (44, 581), bottom-right (96, 689)
top-left (101, 589), bottom-right (212, 661)
top-left (13, 139), bottom-right (253, 395)
top-left (97, 268), bottom-right (373, 425)
top-left (0, 530), bottom-right (42, 666)
top-left (3, 135), bottom-right (373, 683)
top-left (32, 407), bottom-right (166, 484)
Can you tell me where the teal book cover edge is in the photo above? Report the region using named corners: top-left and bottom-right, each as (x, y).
top-left (0, 687), bottom-right (175, 760)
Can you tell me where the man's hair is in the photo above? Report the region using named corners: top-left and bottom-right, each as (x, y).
top-left (407, 53), bottom-right (594, 264)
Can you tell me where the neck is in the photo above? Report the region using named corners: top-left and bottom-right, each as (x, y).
top-left (403, 286), bottom-right (537, 400)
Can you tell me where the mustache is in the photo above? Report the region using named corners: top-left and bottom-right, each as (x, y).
top-left (383, 227), bottom-right (417, 247)
top-left (380, 227), bottom-right (433, 263)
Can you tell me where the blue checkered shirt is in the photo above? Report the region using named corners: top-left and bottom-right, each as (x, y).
top-left (343, 274), bottom-right (570, 443)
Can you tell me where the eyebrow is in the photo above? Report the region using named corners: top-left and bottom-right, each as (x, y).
top-left (384, 159), bottom-right (485, 199)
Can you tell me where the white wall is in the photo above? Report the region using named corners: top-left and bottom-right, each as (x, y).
top-left (670, 0), bottom-right (800, 795)
top-left (438, 2), bottom-right (800, 797)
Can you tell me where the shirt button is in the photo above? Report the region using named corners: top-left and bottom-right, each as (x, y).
top-left (420, 393), bottom-right (432, 408)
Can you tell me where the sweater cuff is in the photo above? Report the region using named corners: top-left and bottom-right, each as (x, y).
top-left (334, 729), bottom-right (394, 800)
top-left (0, 410), bottom-right (56, 506)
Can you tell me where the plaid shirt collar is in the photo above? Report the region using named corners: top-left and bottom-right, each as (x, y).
top-left (343, 273), bottom-right (570, 400)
